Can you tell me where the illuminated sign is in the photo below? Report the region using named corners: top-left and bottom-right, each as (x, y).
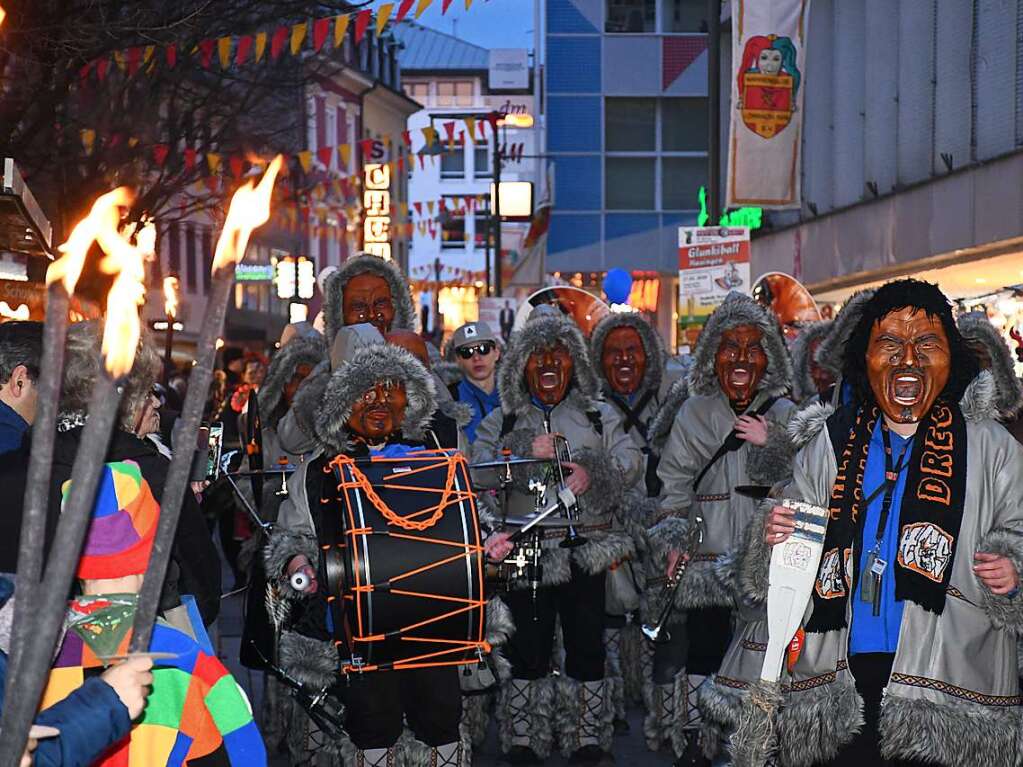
top-left (236, 264), bottom-right (275, 282)
top-left (363, 163), bottom-right (392, 260)
top-left (275, 256), bottom-right (315, 299)
top-left (696, 186), bottom-right (763, 230)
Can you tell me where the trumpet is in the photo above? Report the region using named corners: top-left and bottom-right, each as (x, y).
top-left (542, 417), bottom-right (587, 549)
top-left (642, 515), bottom-right (704, 643)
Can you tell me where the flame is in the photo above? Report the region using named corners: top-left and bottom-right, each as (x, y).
top-left (0, 6), bottom-right (6, 27)
top-left (46, 188), bottom-right (133, 294)
top-left (212, 155), bottom-right (283, 272)
top-left (163, 275), bottom-right (179, 319)
top-left (94, 208), bottom-right (150, 379)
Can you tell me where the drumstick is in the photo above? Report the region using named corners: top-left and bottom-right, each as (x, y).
top-left (28, 726), bottom-right (60, 740)
top-left (97, 651), bottom-right (180, 663)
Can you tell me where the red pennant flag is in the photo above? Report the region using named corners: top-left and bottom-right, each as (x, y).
top-left (229, 155), bottom-right (244, 179)
top-left (418, 154), bottom-right (425, 170)
top-left (443, 121), bottom-right (456, 143)
top-left (96, 57), bottom-right (110, 81)
top-left (354, 10), bottom-right (372, 43)
top-left (414, 202), bottom-right (422, 216)
top-left (78, 61), bottom-right (93, 83)
top-left (313, 17), bottom-right (330, 52)
top-left (235, 35), bottom-right (253, 66)
top-left (271, 26), bottom-right (289, 60)
top-left (152, 144), bottom-right (170, 167)
top-left (442, 0), bottom-right (455, 12)
top-left (184, 147), bottom-right (197, 171)
top-left (401, 131), bottom-right (412, 147)
top-left (486, 111), bottom-right (501, 139)
top-left (126, 46), bottom-right (142, 76)
top-left (396, 0), bottom-right (416, 21)
top-left (359, 138), bottom-right (375, 158)
top-left (317, 146), bottom-right (334, 167)
top-left (108, 133), bottom-right (123, 149)
top-left (165, 45), bottom-right (177, 69)
top-left (205, 176), bottom-right (220, 193)
top-left (439, 198), bottom-right (447, 212)
top-left (197, 39), bottom-right (215, 69)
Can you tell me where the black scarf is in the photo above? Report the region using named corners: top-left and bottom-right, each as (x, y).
top-left (807, 401), bottom-right (968, 633)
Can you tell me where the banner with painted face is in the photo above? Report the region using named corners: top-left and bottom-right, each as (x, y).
top-left (727, 0), bottom-right (812, 209)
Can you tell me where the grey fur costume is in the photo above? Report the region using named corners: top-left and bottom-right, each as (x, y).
top-left (589, 311), bottom-right (666, 400)
top-left (958, 311), bottom-right (1023, 420)
top-left (259, 334), bottom-right (328, 429)
top-left (649, 291), bottom-right (796, 612)
top-left (701, 369), bottom-right (1023, 767)
top-left (815, 289), bottom-right (876, 379)
top-left (322, 253), bottom-right (417, 346)
top-left (788, 320), bottom-right (832, 404)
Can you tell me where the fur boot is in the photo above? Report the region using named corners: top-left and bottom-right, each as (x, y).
top-left (603, 626), bottom-right (627, 726)
top-left (555, 676), bottom-right (615, 758)
top-left (496, 677), bottom-right (555, 759)
top-left (642, 667), bottom-right (686, 757)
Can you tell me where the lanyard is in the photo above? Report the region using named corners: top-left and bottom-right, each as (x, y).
top-left (869, 424), bottom-right (912, 553)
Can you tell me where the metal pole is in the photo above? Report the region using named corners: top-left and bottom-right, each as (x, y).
top-left (163, 317), bottom-right (175, 385)
top-left (707, 0), bottom-right (722, 222)
top-left (493, 140), bottom-right (502, 297)
top-left (483, 213), bottom-right (492, 296)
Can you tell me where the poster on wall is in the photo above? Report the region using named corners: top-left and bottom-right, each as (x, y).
top-left (478, 296), bottom-right (519, 345)
top-left (727, 0), bottom-right (812, 209)
top-left (678, 226), bottom-right (751, 349)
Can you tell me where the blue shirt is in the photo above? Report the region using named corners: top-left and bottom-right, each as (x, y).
top-left (849, 422), bottom-right (913, 655)
top-left (458, 379), bottom-right (501, 443)
top-left (0, 399), bottom-right (27, 456)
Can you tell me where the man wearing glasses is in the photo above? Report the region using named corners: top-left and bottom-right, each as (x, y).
top-left (449, 321), bottom-right (502, 443)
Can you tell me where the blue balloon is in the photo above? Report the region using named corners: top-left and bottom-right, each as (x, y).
top-left (603, 268), bottom-right (633, 305)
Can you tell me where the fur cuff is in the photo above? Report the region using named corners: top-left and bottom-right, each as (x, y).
top-left (775, 677), bottom-right (862, 767)
top-left (278, 630), bottom-right (339, 689)
top-left (486, 596), bottom-right (516, 682)
top-left (736, 500), bottom-right (772, 606)
top-left (746, 422), bottom-right (796, 486)
top-left (572, 445), bottom-right (626, 518)
top-left (500, 428), bottom-right (541, 492)
top-left (880, 693), bottom-right (1022, 766)
top-left (572, 531), bottom-right (636, 576)
top-left (264, 528), bottom-right (320, 599)
top-left (475, 491), bottom-right (500, 535)
top-left (976, 527), bottom-right (1023, 632)
top-left (648, 515), bottom-right (691, 551)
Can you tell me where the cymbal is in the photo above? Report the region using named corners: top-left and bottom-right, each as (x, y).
top-left (469, 455), bottom-right (547, 470)
top-left (503, 513), bottom-right (572, 528)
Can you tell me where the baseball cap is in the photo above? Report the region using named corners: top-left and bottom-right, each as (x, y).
top-left (450, 321), bottom-right (499, 350)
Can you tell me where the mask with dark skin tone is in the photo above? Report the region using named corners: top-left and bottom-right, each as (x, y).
top-left (283, 363), bottom-right (314, 407)
top-left (525, 344), bottom-right (574, 406)
top-left (866, 307), bottom-right (951, 425)
top-left (343, 273), bottom-right (395, 335)
top-left (384, 330), bottom-right (431, 368)
top-left (601, 326), bottom-right (647, 396)
top-left (715, 324), bottom-right (768, 408)
top-left (346, 379), bottom-right (408, 443)
top-left (807, 337), bottom-right (835, 397)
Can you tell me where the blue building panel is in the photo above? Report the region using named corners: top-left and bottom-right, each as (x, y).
top-left (547, 213), bottom-right (602, 272)
top-left (547, 0), bottom-right (600, 34)
top-left (605, 213), bottom-right (660, 240)
top-left (548, 37), bottom-right (602, 93)
top-left (551, 155), bottom-right (602, 210)
top-left (547, 96), bottom-right (601, 152)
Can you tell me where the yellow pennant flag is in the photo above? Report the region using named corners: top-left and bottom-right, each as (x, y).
top-left (143, 45), bottom-right (156, 74)
top-left (254, 31), bottom-right (268, 62)
top-left (339, 145), bottom-right (351, 167)
top-left (80, 129), bottom-right (96, 156)
top-left (291, 22), bottom-right (307, 55)
top-left (421, 126), bottom-right (438, 146)
top-left (113, 50), bottom-right (126, 71)
top-left (218, 36), bottom-right (232, 69)
top-left (206, 153), bottom-right (221, 173)
top-left (376, 3), bottom-right (395, 36)
top-left (427, 200), bottom-right (435, 215)
top-left (128, 136), bottom-right (140, 148)
top-left (415, 0), bottom-right (434, 19)
top-left (464, 118), bottom-right (477, 143)
top-left (334, 14), bottom-right (351, 47)
top-left (465, 0), bottom-right (473, 7)
top-left (298, 150), bottom-right (313, 173)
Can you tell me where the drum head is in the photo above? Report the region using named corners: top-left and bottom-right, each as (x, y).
top-left (333, 451), bottom-right (486, 672)
top-left (514, 286), bottom-right (611, 338)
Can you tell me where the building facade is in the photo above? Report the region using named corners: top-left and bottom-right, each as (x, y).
top-left (544, 0), bottom-right (712, 344)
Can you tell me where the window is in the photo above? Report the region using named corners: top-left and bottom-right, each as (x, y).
top-left (167, 222), bottom-right (180, 273)
top-left (662, 157), bottom-right (707, 209)
top-left (663, 0), bottom-right (707, 32)
top-left (606, 157), bottom-right (656, 209)
top-left (441, 197), bottom-right (466, 249)
top-left (440, 144), bottom-right (465, 178)
top-left (404, 82), bottom-right (429, 103)
top-left (663, 98), bottom-right (710, 151)
top-left (474, 145), bottom-right (492, 178)
top-left (473, 212), bottom-right (490, 247)
top-left (606, 0), bottom-right (656, 32)
top-left (605, 98), bottom-right (656, 151)
top-left (436, 81), bottom-right (474, 107)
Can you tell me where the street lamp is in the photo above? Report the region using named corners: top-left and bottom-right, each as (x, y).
top-left (162, 274), bottom-right (179, 383)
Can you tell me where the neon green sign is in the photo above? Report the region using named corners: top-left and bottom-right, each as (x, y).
top-left (696, 186), bottom-right (763, 230)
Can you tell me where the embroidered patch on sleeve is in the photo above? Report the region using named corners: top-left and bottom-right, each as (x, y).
top-left (815, 547), bottom-right (847, 599)
top-left (898, 522), bottom-right (953, 582)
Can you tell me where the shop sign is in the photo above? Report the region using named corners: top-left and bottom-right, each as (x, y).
top-left (236, 263), bottom-right (274, 282)
top-left (488, 49), bottom-right (529, 90)
top-left (678, 226), bottom-right (751, 344)
top-left (363, 163), bottom-right (391, 261)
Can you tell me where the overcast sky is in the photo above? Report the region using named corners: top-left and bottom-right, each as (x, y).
top-left (417, 0), bottom-right (537, 52)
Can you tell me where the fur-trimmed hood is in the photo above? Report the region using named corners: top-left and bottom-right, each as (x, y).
top-left (321, 253), bottom-right (417, 346)
top-left (314, 344), bottom-right (437, 453)
top-left (958, 312), bottom-right (1023, 420)
top-left (497, 314), bottom-right (601, 417)
top-left (687, 292), bottom-right (792, 399)
top-left (258, 335), bottom-right (326, 428)
top-left (790, 320), bottom-right (832, 403)
top-left (589, 312), bottom-right (666, 398)
top-left (816, 289), bottom-right (876, 378)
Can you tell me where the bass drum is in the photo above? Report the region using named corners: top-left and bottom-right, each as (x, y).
top-left (322, 449), bottom-right (487, 673)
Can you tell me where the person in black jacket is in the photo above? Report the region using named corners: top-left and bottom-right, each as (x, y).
top-left (0, 322), bottom-right (222, 627)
